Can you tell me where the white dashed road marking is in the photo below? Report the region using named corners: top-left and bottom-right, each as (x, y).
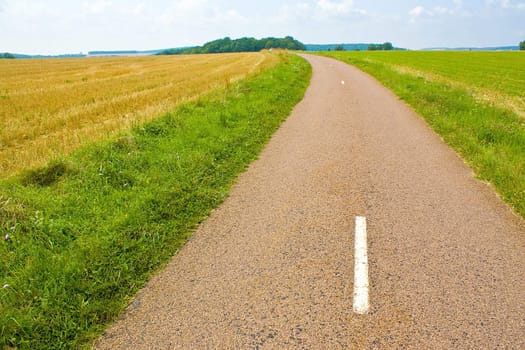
top-left (353, 216), bottom-right (369, 314)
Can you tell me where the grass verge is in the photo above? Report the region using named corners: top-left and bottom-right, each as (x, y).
top-left (0, 53), bottom-right (311, 349)
top-left (320, 52), bottom-right (525, 219)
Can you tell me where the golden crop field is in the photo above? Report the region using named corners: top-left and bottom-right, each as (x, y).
top-left (0, 52), bottom-right (278, 176)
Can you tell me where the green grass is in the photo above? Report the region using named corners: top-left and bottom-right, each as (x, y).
top-left (321, 51), bottom-right (525, 219)
top-left (0, 53), bottom-right (311, 349)
top-left (338, 51), bottom-right (525, 98)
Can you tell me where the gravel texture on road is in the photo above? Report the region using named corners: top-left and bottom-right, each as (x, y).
top-left (95, 54), bottom-right (525, 349)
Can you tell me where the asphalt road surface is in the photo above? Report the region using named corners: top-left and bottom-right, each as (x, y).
top-left (95, 54), bottom-right (525, 349)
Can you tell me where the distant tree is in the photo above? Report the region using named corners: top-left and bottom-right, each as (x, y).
top-left (1, 52), bottom-right (15, 59)
top-left (382, 42), bottom-right (394, 51)
top-left (158, 36), bottom-right (305, 55)
top-left (520, 41), bottom-right (525, 50)
top-left (264, 39), bottom-right (276, 50)
top-left (367, 43), bottom-right (394, 51)
top-left (334, 45), bottom-right (345, 51)
top-left (282, 36), bottom-right (305, 50)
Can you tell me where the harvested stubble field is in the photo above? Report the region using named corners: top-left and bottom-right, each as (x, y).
top-left (0, 52), bottom-right (277, 176)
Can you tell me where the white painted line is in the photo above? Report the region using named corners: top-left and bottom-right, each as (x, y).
top-left (353, 216), bottom-right (369, 314)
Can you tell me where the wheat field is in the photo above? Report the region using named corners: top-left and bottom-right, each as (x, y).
top-left (0, 52), bottom-right (278, 176)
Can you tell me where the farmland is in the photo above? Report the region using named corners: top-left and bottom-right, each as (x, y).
top-left (0, 53), bottom-right (311, 349)
top-left (322, 51), bottom-right (525, 218)
top-left (0, 52), bottom-right (277, 176)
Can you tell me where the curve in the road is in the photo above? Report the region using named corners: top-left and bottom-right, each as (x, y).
top-left (95, 54), bottom-right (525, 349)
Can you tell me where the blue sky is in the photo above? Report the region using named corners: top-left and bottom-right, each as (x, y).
top-left (1, 0), bottom-right (524, 54)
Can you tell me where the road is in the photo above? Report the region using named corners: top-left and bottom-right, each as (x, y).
top-left (95, 54), bottom-right (525, 349)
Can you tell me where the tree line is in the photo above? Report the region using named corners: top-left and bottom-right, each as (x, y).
top-left (332, 42), bottom-right (395, 51)
top-left (367, 42), bottom-right (394, 51)
top-left (158, 36), bottom-right (306, 55)
top-left (520, 41), bottom-right (525, 50)
top-left (1, 52), bottom-right (16, 59)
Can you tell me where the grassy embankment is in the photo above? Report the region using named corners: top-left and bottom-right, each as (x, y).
top-left (322, 51), bottom-right (525, 219)
top-left (0, 52), bottom-right (275, 176)
top-left (0, 53), bottom-right (311, 349)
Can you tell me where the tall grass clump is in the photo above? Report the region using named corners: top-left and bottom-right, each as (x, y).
top-left (0, 53), bottom-right (311, 349)
top-left (321, 51), bottom-right (525, 219)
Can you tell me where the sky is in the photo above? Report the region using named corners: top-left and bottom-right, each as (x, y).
top-left (0, 0), bottom-right (524, 55)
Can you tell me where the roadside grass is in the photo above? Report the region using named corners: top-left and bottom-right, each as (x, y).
top-left (339, 51), bottom-right (525, 100)
top-left (354, 51), bottom-right (525, 119)
top-left (0, 53), bottom-right (311, 349)
top-left (321, 51), bottom-right (525, 219)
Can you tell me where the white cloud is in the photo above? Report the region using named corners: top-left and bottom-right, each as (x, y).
top-left (124, 3), bottom-right (145, 16)
top-left (316, 0), bottom-right (367, 18)
top-left (158, 0), bottom-right (247, 26)
top-left (82, 0), bottom-right (112, 14)
top-left (0, 0), bottom-right (523, 55)
top-left (408, 5), bottom-right (431, 22)
top-left (408, 2), bottom-right (468, 23)
top-left (434, 6), bottom-right (454, 15)
top-left (317, 0), bottom-right (351, 14)
top-left (215, 9), bottom-right (245, 22)
top-left (1, 0), bottom-right (72, 22)
top-left (409, 5), bottom-right (425, 18)
top-left (494, 0), bottom-right (525, 10)
top-left (277, 0), bottom-right (367, 22)
top-left (489, 0), bottom-right (525, 9)
top-left (275, 2), bottom-right (312, 22)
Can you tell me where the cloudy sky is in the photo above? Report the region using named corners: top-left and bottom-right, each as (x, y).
top-left (1, 0), bottom-right (524, 54)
